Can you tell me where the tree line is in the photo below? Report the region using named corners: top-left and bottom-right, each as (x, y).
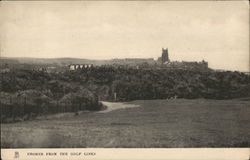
top-left (1, 66), bottom-right (250, 122)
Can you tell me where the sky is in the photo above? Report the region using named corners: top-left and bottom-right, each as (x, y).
top-left (0, 1), bottom-right (249, 71)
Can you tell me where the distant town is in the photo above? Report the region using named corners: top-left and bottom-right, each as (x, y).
top-left (1, 48), bottom-right (210, 73)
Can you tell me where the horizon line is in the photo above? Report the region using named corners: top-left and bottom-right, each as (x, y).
top-left (1, 56), bottom-right (249, 73)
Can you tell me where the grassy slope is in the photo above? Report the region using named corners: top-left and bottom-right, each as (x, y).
top-left (1, 99), bottom-right (249, 148)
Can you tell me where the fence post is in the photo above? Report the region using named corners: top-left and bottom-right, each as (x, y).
top-left (114, 92), bottom-right (117, 102)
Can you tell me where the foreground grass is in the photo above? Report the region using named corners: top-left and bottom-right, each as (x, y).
top-left (1, 98), bottom-right (249, 148)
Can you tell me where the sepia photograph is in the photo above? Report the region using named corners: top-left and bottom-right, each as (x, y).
top-left (0, 1), bottom-right (249, 158)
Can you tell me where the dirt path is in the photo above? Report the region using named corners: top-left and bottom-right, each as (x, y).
top-left (22, 102), bottom-right (139, 121)
top-left (99, 101), bottom-right (140, 113)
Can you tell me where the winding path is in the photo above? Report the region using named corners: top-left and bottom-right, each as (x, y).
top-left (98, 101), bottom-right (140, 113)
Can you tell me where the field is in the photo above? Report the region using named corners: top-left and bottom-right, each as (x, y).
top-left (1, 98), bottom-right (250, 148)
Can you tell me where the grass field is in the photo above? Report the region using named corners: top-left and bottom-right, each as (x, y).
top-left (1, 98), bottom-right (249, 148)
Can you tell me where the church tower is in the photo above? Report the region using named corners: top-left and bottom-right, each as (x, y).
top-left (162, 48), bottom-right (169, 64)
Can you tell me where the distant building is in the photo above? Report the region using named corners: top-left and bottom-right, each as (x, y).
top-left (0, 68), bottom-right (10, 73)
top-left (243, 72), bottom-right (250, 75)
top-left (161, 48), bottom-right (170, 64)
top-left (163, 60), bottom-right (208, 70)
top-left (158, 48), bottom-right (170, 64)
top-left (111, 58), bottom-right (155, 66)
top-left (69, 64), bottom-right (93, 70)
top-left (156, 47), bottom-right (208, 70)
top-left (0, 63), bottom-right (10, 73)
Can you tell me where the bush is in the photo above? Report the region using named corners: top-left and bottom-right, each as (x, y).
top-left (1, 66), bottom-right (250, 123)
